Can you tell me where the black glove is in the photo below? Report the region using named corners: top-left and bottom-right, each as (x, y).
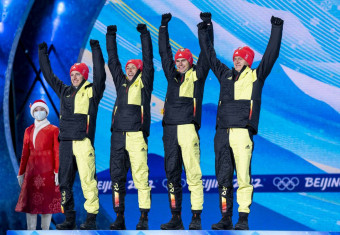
top-left (200, 12), bottom-right (212, 24)
top-left (161, 13), bottom-right (172, 26)
top-left (271, 16), bottom-right (283, 26)
top-left (137, 23), bottom-right (148, 34)
top-left (38, 42), bottom-right (48, 52)
top-left (90, 39), bottom-right (99, 48)
top-left (107, 25), bottom-right (117, 35)
top-left (197, 21), bottom-right (208, 30)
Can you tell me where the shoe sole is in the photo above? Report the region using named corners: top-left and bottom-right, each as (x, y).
top-left (80, 226), bottom-right (97, 230)
top-left (56, 225), bottom-right (77, 230)
top-left (212, 225), bottom-right (234, 230)
top-left (110, 227), bottom-right (126, 230)
top-left (136, 225), bottom-right (149, 230)
top-left (160, 225), bottom-right (185, 230)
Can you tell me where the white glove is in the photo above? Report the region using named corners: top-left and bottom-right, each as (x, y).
top-left (17, 174), bottom-right (24, 187)
top-left (54, 172), bottom-right (59, 186)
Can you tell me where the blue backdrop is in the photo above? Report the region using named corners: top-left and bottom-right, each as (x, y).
top-left (1, 0), bottom-right (340, 232)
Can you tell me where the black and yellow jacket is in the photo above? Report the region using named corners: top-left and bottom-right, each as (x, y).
top-left (38, 40), bottom-right (106, 145)
top-left (158, 23), bottom-right (213, 130)
top-left (106, 29), bottom-right (154, 137)
top-left (198, 21), bottom-right (283, 134)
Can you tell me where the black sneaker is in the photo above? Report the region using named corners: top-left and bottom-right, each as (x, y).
top-left (234, 212), bottom-right (249, 230)
top-left (211, 216), bottom-right (233, 230)
top-left (189, 213), bottom-right (201, 230)
top-left (56, 211), bottom-right (76, 230)
top-left (80, 213), bottom-right (97, 230)
top-left (160, 213), bottom-right (184, 230)
top-left (136, 212), bottom-right (148, 230)
top-left (110, 213), bottom-right (126, 230)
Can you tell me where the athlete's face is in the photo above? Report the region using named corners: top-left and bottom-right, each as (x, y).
top-left (126, 64), bottom-right (138, 81)
top-left (176, 58), bottom-right (190, 74)
top-left (233, 56), bottom-right (249, 72)
top-left (70, 71), bottom-right (84, 87)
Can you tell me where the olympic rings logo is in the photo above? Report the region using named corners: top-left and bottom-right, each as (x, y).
top-left (162, 179), bottom-right (187, 190)
top-left (273, 177), bottom-right (299, 191)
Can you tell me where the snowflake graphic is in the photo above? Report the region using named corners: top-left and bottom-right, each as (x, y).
top-left (49, 198), bottom-right (61, 213)
top-left (320, 0), bottom-right (333, 11)
top-left (32, 192), bottom-right (44, 206)
top-left (34, 175), bottom-right (45, 189)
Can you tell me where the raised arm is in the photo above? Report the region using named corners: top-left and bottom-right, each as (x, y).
top-left (90, 39), bottom-right (106, 105)
top-left (137, 24), bottom-right (154, 92)
top-left (196, 12), bottom-right (214, 80)
top-left (38, 42), bottom-right (67, 98)
top-left (158, 13), bottom-right (177, 81)
top-left (256, 16), bottom-right (284, 81)
top-left (106, 25), bottom-right (125, 90)
top-left (197, 22), bottom-right (231, 83)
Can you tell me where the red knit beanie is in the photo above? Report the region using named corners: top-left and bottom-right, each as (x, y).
top-left (233, 46), bottom-right (255, 67)
top-left (175, 48), bottom-right (193, 66)
top-left (125, 59), bottom-right (143, 71)
top-left (70, 63), bottom-right (89, 80)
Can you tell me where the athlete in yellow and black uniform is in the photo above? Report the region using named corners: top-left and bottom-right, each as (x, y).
top-left (159, 13), bottom-right (213, 230)
top-left (106, 24), bottom-right (154, 230)
top-left (38, 40), bottom-right (106, 230)
top-left (198, 16), bottom-right (284, 230)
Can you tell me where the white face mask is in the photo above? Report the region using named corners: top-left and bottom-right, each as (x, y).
top-left (34, 110), bottom-right (47, 121)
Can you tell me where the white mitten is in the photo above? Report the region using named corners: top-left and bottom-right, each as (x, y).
top-left (17, 174), bottom-right (24, 187)
top-left (54, 172), bottom-right (59, 186)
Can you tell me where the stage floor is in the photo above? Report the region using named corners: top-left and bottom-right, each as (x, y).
top-left (7, 230), bottom-right (340, 235)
